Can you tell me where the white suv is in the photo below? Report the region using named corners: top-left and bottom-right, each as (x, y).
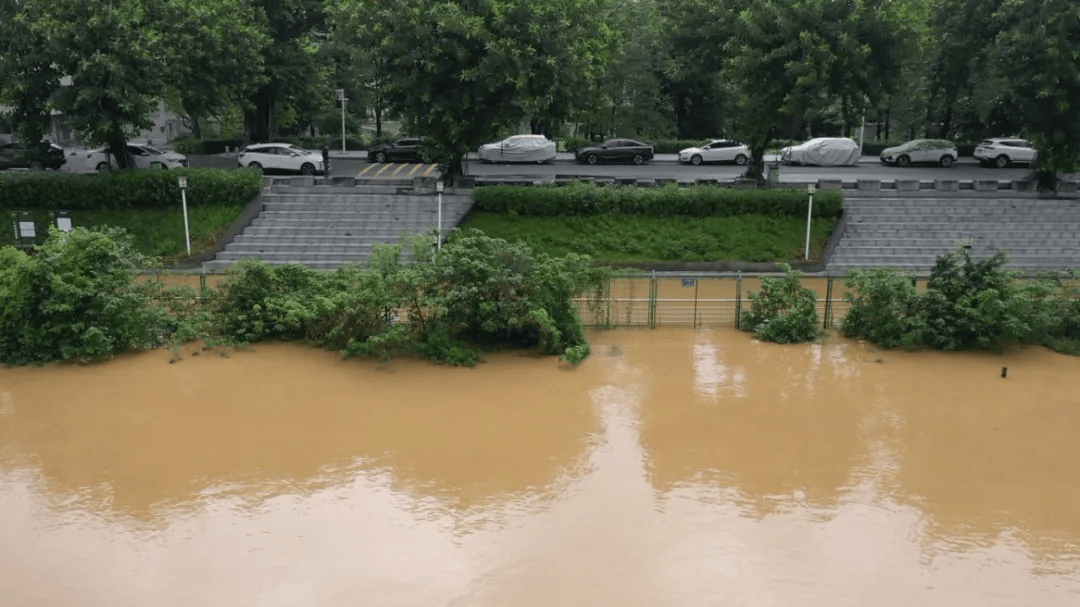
top-left (974, 138), bottom-right (1037, 168)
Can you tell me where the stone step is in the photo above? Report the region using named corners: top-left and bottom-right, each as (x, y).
top-left (203, 259), bottom-right (378, 272)
top-left (240, 226), bottom-right (442, 237)
top-left (837, 238), bottom-right (1080, 247)
top-left (829, 243), bottom-right (1075, 252)
top-left (230, 235), bottom-right (445, 246)
top-left (249, 221), bottom-right (441, 231)
top-left (844, 221), bottom-right (1079, 229)
top-left (214, 251), bottom-right (409, 262)
top-left (268, 185), bottom-right (405, 195)
top-left (847, 199), bottom-right (1079, 208)
top-left (261, 201), bottom-right (472, 211)
top-left (828, 252), bottom-right (1080, 265)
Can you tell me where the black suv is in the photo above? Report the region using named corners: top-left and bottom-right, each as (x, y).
top-left (367, 137), bottom-right (425, 163)
top-left (0, 141), bottom-right (66, 170)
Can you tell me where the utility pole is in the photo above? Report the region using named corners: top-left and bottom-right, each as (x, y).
top-left (337, 89), bottom-right (347, 153)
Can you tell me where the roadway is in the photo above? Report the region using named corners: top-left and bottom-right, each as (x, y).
top-left (189, 153), bottom-right (1036, 183)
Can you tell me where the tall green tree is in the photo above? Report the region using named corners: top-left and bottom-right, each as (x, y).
top-left (715, 0), bottom-right (910, 179)
top-left (335, 0), bottom-right (616, 176)
top-left (162, 0), bottom-right (270, 139)
top-left (243, 0), bottom-right (329, 143)
top-left (32, 0), bottom-right (173, 168)
top-left (989, 0), bottom-right (1080, 186)
top-left (0, 0), bottom-right (62, 153)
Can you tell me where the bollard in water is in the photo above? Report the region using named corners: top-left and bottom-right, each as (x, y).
top-left (1001, 366), bottom-right (1007, 378)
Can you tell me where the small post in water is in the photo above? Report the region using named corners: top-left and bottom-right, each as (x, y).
top-left (805, 183), bottom-right (815, 261)
top-left (1002, 366), bottom-right (1008, 378)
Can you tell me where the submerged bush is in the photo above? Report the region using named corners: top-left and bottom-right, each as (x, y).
top-left (0, 227), bottom-right (171, 365)
top-left (740, 264), bottom-right (821, 344)
top-left (210, 229), bottom-right (608, 366)
top-left (841, 247), bottom-right (1071, 352)
top-left (840, 268), bottom-right (924, 347)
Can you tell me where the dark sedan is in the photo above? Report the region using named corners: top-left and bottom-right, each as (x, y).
top-left (574, 138), bottom-right (654, 165)
top-left (0, 141), bottom-right (66, 170)
top-left (367, 137), bottom-right (424, 163)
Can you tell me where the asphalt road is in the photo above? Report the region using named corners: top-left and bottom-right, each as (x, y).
top-left (188, 154), bottom-right (1035, 182)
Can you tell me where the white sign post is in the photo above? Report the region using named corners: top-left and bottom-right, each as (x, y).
top-left (337, 89), bottom-right (347, 153)
top-left (805, 183), bottom-right (815, 261)
top-left (178, 176), bottom-right (191, 256)
top-left (436, 182), bottom-right (444, 251)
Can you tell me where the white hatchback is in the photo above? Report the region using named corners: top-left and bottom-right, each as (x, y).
top-left (678, 140), bottom-right (750, 165)
top-left (973, 138), bottom-right (1037, 168)
top-left (88, 143), bottom-right (188, 172)
top-left (238, 143), bottom-right (325, 175)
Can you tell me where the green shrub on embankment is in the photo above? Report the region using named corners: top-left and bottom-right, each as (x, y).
top-left (0, 167), bottom-right (262, 211)
top-left (473, 182), bottom-right (843, 218)
top-left (841, 247), bottom-right (1080, 353)
top-left (0, 227), bottom-right (608, 367)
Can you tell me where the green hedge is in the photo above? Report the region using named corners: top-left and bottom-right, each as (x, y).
top-left (0, 168), bottom-right (263, 211)
top-left (474, 182), bottom-right (844, 218)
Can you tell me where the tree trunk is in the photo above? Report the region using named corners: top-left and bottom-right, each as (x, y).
top-left (191, 117), bottom-right (202, 140)
top-left (745, 144), bottom-right (767, 181)
top-left (884, 108), bottom-right (890, 140)
top-left (375, 105), bottom-right (382, 138)
top-left (244, 90), bottom-right (276, 143)
top-left (107, 128), bottom-right (133, 170)
top-left (941, 104), bottom-right (953, 139)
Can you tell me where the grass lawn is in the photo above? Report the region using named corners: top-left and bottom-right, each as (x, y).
top-left (2, 204), bottom-right (245, 261)
top-left (461, 211), bottom-right (837, 263)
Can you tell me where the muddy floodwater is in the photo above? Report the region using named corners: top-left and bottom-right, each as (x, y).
top-left (2, 328), bottom-right (1079, 606)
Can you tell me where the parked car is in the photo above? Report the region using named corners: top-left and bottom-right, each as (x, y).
top-left (678, 140), bottom-right (750, 165)
top-left (88, 143), bottom-right (188, 171)
top-left (780, 137), bottom-right (860, 166)
top-left (574, 138), bottom-right (654, 165)
top-left (880, 139), bottom-right (959, 167)
top-left (0, 140), bottom-right (66, 170)
top-left (973, 137), bottom-right (1037, 168)
top-left (237, 143), bottom-right (325, 175)
top-left (367, 137), bottom-right (424, 163)
top-left (477, 134), bottom-right (557, 163)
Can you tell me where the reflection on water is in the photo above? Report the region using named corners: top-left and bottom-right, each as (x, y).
top-left (2, 329), bottom-right (1079, 606)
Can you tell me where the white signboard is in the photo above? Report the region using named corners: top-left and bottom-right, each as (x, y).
top-left (56, 217), bottom-right (73, 232)
top-left (18, 221), bottom-right (35, 238)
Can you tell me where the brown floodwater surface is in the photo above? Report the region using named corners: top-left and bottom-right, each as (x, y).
top-left (2, 329), bottom-right (1079, 606)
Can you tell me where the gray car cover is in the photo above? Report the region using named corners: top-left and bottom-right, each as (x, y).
top-left (478, 135), bottom-right (557, 162)
top-left (782, 138), bottom-right (860, 166)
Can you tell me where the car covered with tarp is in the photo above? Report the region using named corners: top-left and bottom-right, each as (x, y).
top-left (477, 134), bottom-right (557, 163)
top-left (779, 137), bottom-right (860, 166)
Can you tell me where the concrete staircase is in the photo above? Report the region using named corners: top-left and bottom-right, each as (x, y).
top-left (825, 195), bottom-right (1080, 273)
top-left (202, 183), bottom-right (475, 271)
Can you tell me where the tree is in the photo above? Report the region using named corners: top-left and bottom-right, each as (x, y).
top-left (243, 0), bottom-right (329, 143)
top-left (665, 0), bottom-right (910, 179)
top-left (161, 0), bottom-right (269, 139)
top-left (989, 0), bottom-right (1080, 187)
top-left (335, 0), bottom-right (616, 177)
top-left (0, 0), bottom-right (62, 154)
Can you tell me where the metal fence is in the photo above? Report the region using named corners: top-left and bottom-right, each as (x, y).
top-left (573, 272), bottom-right (894, 330)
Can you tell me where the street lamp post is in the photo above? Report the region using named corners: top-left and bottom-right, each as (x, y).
top-left (804, 183), bottom-right (815, 261)
top-left (178, 176), bottom-right (191, 256)
top-left (337, 89), bottom-right (347, 153)
top-left (436, 181), bottom-right (444, 251)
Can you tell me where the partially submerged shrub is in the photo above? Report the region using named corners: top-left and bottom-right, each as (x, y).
top-left (740, 264), bottom-right (821, 344)
top-left (209, 229), bottom-right (608, 366)
top-left (0, 227), bottom-right (170, 365)
top-left (842, 247), bottom-right (1070, 352)
top-left (840, 268), bottom-right (924, 347)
